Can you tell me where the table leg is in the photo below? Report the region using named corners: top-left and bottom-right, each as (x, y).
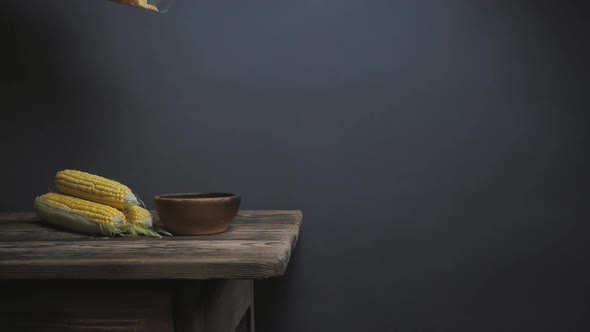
top-left (174, 279), bottom-right (254, 332)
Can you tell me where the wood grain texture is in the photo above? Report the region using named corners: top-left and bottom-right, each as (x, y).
top-left (0, 210), bottom-right (301, 280)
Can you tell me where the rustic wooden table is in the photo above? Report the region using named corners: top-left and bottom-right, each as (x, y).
top-left (0, 210), bottom-right (302, 332)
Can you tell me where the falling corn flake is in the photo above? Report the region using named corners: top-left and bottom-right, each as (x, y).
top-left (113, 0), bottom-right (159, 12)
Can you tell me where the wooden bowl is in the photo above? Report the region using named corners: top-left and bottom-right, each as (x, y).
top-left (154, 193), bottom-right (241, 235)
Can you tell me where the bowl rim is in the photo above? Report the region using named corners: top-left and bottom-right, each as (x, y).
top-left (154, 192), bottom-right (240, 202)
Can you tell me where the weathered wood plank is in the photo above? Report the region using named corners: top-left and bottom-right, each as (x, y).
top-left (0, 223), bottom-right (300, 242)
top-left (0, 211), bottom-right (301, 241)
top-left (0, 210), bottom-right (301, 279)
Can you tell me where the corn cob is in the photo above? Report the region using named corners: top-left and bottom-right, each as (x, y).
top-left (55, 170), bottom-right (139, 209)
top-left (124, 205), bottom-right (153, 228)
top-left (121, 205), bottom-right (161, 237)
top-left (34, 193), bottom-right (125, 236)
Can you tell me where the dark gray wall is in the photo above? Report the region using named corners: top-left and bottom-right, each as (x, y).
top-left (1, 1), bottom-right (589, 331)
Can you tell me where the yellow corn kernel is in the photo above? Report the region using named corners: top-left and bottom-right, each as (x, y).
top-left (124, 205), bottom-right (153, 228)
top-left (34, 193), bottom-right (126, 235)
top-left (55, 170), bottom-right (139, 209)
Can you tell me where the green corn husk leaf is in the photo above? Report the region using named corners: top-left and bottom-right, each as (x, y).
top-left (98, 223), bottom-right (126, 237)
top-left (153, 226), bottom-right (173, 237)
top-left (120, 223), bottom-right (162, 238)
